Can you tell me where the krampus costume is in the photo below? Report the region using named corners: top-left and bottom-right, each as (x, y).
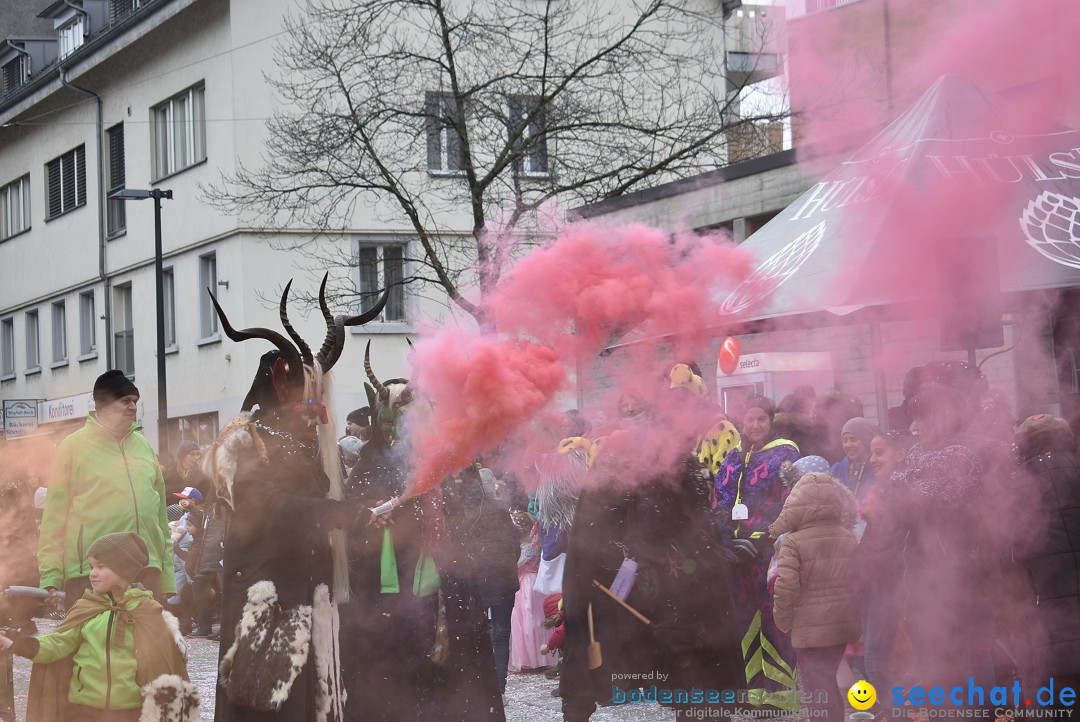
top-left (341, 344), bottom-right (505, 721)
top-left (206, 280), bottom-right (385, 722)
top-left (560, 372), bottom-right (744, 722)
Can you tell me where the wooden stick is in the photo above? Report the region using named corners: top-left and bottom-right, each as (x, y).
top-left (591, 579), bottom-right (651, 625)
top-left (586, 603), bottom-right (602, 669)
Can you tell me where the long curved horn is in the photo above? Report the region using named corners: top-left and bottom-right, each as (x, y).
top-left (279, 280), bottom-right (314, 367)
top-left (342, 286), bottom-right (392, 327)
top-left (321, 316), bottom-right (347, 372)
top-left (314, 273), bottom-right (340, 371)
top-left (364, 340), bottom-right (387, 396)
top-left (207, 289), bottom-right (304, 380)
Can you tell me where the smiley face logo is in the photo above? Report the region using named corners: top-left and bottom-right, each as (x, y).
top-left (848, 680), bottom-right (877, 711)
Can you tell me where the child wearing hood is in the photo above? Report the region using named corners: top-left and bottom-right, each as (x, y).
top-left (2, 532), bottom-right (198, 722)
top-left (830, 417), bottom-right (880, 503)
top-left (769, 472), bottom-right (860, 722)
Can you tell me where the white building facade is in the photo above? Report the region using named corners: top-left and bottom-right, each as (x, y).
top-left (0, 0), bottom-right (787, 451)
top-left (0, 0), bottom-right (437, 450)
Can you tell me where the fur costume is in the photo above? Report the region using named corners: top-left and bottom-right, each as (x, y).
top-left (140, 675), bottom-right (202, 722)
top-left (207, 278), bottom-right (385, 722)
top-left (219, 581), bottom-right (313, 712)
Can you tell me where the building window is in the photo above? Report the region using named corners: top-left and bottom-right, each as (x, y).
top-left (198, 253), bottom-right (218, 339)
top-left (46, 145), bottom-right (87, 219)
top-left (58, 15), bottom-right (85, 59)
top-left (25, 310), bottom-right (39, 371)
top-left (113, 284), bottom-right (134, 377)
top-left (425, 92), bottom-right (466, 175)
top-left (52, 301), bottom-right (67, 365)
top-left (152, 84), bottom-right (206, 179)
top-left (1, 56), bottom-right (28, 97)
top-left (357, 243), bottom-right (406, 322)
top-left (106, 124), bottom-right (126, 236)
top-left (110, 0), bottom-right (145, 24)
top-left (0, 174), bottom-right (30, 239)
top-left (166, 411), bottom-right (219, 452)
top-left (78, 290), bottom-right (97, 357)
top-left (1, 317), bottom-right (13, 378)
top-left (163, 267), bottom-right (176, 348)
top-left (508, 96), bottom-right (549, 177)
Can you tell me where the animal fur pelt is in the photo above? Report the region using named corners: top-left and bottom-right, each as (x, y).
top-left (140, 674), bottom-right (201, 722)
top-left (219, 581), bottom-right (312, 712)
top-left (312, 584), bottom-right (345, 722)
top-left (202, 412), bottom-right (268, 509)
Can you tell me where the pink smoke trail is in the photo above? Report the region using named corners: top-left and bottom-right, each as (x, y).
top-left (403, 222), bottom-right (754, 496)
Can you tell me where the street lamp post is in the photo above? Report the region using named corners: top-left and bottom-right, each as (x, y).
top-left (107, 188), bottom-right (174, 455)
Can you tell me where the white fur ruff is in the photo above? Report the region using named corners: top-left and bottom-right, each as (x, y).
top-left (161, 610), bottom-right (188, 660)
top-left (312, 583), bottom-right (346, 722)
top-left (140, 674), bottom-right (201, 722)
top-left (219, 581), bottom-right (313, 712)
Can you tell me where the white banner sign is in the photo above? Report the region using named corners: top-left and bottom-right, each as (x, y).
top-left (2, 400), bottom-right (39, 439)
top-left (38, 392), bottom-right (94, 425)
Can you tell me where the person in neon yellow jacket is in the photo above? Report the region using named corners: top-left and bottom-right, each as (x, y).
top-left (38, 370), bottom-right (175, 606)
top-left (713, 396), bottom-right (801, 711)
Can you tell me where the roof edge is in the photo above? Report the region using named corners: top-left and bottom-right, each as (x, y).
top-left (573, 148), bottom-right (797, 219)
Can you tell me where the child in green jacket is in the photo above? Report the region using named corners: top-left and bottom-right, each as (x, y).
top-left (2, 532), bottom-right (199, 722)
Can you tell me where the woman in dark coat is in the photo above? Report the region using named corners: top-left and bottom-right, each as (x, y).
top-left (1015, 414), bottom-right (1080, 701)
top-left (879, 387), bottom-right (998, 698)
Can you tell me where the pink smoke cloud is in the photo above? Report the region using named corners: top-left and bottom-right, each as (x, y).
top-left (404, 333), bottom-right (566, 497)
top-left (403, 222), bottom-right (754, 495)
top-left (786, 0), bottom-right (1080, 163)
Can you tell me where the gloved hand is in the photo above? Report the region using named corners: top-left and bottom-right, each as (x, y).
top-left (730, 538), bottom-right (759, 563)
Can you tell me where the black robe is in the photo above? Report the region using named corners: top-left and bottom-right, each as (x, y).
top-left (559, 459), bottom-right (744, 722)
top-left (215, 418), bottom-right (352, 722)
top-left (340, 440), bottom-right (443, 721)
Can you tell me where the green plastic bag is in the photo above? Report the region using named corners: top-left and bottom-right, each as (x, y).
top-left (380, 527), bottom-right (400, 594)
top-left (412, 553), bottom-right (440, 597)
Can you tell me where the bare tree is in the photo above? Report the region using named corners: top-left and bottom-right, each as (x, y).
top-left (205, 0), bottom-right (787, 325)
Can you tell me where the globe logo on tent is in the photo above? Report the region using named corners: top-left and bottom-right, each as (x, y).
top-left (1020, 191), bottom-right (1080, 270)
top-left (721, 221), bottom-right (826, 314)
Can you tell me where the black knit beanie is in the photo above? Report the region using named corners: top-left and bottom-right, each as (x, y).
top-left (346, 407), bottom-right (370, 427)
top-left (86, 532), bottom-right (149, 583)
top-left (93, 369), bottom-right (140, 407)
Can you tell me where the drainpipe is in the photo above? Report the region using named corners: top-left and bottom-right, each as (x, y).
top-left (59, 67), bottom-right (111, 368)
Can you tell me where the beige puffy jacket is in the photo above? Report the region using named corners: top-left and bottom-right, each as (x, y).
top-left (768, 472), bottom-right (860, 649)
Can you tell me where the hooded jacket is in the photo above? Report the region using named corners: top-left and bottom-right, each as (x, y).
top-left (16, 587), bottom-right (192, 715)
top-left (38, 415), bottom-right (175, 593)
top-left (768, 472), bottom-right (860, 649)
